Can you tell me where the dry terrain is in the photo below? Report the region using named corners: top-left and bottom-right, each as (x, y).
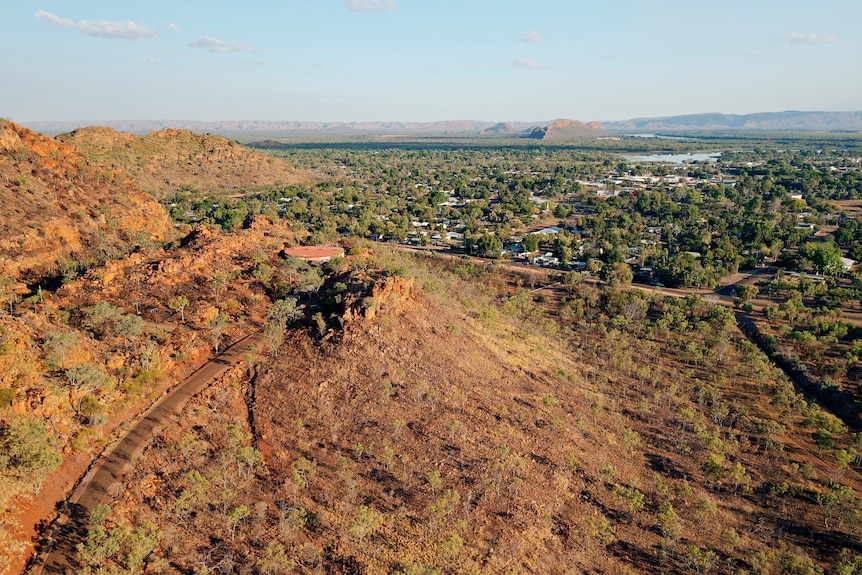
top-left (56, 127), bottom-right (314, 199)
top-left (0, 121), bottom-right (172, 284)
top-left (58, 249), bottom-right (862, 575)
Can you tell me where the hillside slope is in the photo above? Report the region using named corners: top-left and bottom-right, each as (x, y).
top-left (0, 216), bottom-right (298, 573)
top-left (0, 120), bottom-right (172, 284)
top-left (88, 249), bottom-right (862, 574)
top-left (56, 127), bottom-right (313, 198)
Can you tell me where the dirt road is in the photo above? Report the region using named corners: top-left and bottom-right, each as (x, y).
top-left (28, 331), bottom-right (264, 575)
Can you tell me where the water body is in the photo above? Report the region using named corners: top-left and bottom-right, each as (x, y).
top-left (624, 152), bottom-right (721, 164)
top-left (625, 133), bottom-right (693, 140)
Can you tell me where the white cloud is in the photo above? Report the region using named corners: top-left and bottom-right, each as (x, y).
top-left (513, 59), bottom-right (545, 70)
top-left (35, 9), bottom-right (158, 39)
top-left (347, 0), bottom-right (396, 12)
top-left (189, 36), bottom-right (254, 53)
top-left (314, 61), bottom-right (330, 68)
top-left (167, 22), bottom-right (180, 32)
top-left (522, 30), bottom-right (541, 43)
top-left (138, 57), bottom-right (166, 65)
top-left (783, 32), bottom-right (836, 44)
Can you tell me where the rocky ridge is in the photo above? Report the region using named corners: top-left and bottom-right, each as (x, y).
top-left (56, 127), bottom-right (313, 199)
top-left (0, 121), bottom-right (173, 285)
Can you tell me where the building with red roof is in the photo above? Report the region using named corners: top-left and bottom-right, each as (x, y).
top-left (282, 246), bottom-right (345, 263)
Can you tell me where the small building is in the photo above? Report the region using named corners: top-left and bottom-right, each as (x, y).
top-left (535, 226), bottom-right (561, 236)
top-left (282, 246), bottom-right (345, 263)
top-left (531, 252), bottom-right (560, 267)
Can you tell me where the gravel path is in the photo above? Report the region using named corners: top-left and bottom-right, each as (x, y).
top-left (29, 330), bottom-right (263, 575)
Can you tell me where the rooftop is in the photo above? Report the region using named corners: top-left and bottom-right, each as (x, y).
top-left (283, 246), bottom-right (345, 261)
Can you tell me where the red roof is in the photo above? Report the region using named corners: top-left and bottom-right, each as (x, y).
top-left (283, 246), bottom-right (345, 261)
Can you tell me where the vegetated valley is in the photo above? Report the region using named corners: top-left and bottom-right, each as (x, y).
top-left (1, 118), bottom-right (862, 575)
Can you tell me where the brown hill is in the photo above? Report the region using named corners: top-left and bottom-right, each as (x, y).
top-left (0, 216), bottom-right (298, 572)
top-left (73, 249), bottom-right (862, 574)
top-left (56, 127), bottom-right (313, 199)
top-left (529, 118), bottom-right (605, 140)
top-left (0, 120), bottom-right (173, 285)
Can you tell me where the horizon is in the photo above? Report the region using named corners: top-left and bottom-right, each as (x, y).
top-left (3, 1), bottom-right (861, 123)
top-left (16, 109), bottom-right (862, 132)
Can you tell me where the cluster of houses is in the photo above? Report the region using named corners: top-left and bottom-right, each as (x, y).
top-left (366, 158), bottom-right (861, 277)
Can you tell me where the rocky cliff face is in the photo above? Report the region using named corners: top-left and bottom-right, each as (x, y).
top-left (0, 121), bottom-right (173, 285)
top-left (528, 118), bottom-right (604, 140)
top-left (341, 274), bottom-right (415, 327)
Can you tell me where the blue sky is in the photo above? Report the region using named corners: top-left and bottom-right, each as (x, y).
top-left (2, 0), bottom-right (860, 122)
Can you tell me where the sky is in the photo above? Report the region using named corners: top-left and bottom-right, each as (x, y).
top-left (2, 0), bottom-right (861, 123)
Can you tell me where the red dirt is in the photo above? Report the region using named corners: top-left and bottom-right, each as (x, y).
top-left (9, 326), bottom-right (255, 575)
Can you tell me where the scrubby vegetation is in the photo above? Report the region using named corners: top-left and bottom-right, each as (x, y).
top-left (4, 126), bottom-right (862, 574)
top-left (82, 246), bottom-right (862, 574)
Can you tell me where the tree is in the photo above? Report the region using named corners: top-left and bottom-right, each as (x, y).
top-left (264, 323), bottom-right (286, 357)
top-left (84, 301), bottom-right (122, 339)
top-left (227, 504), bottom-right (250, 540)
top-left (348, 505), bottom-right (383, 542)
top-left (257, 542), bottom-right (294, 575)
top-left (122, 520), bottom-right (161, 572)
top-left (735, 284), bottom-right (759, 306)
top-left (621, 427), bottom-right (641, 459)
top-left (211, 271), bottom-right (233, 304)
top-left (65, 362), bottom-right (107, 418)
top-left (522, 234), bottom-right (540, 253)
top-left (702, 452), bottom-right (725, 484)
top-left (476, 234), bottom-right (503, 259)
top-left (656, 501), bottom-right (682, 540)
top-left (295, 268), bottom-right (324, 297)
top-left (0, 417), bottom-right (62, 488)
top-left (426, 469), bottom-right (443, 496)
top-left (812, 429), bottom-right (833, 455)
top-left (208, 313), bottom-right (228, 354)
top-left (168, 295), bottom-right (190, 323)
top-left (799, 242), bottom-right (844, 275)
top-left (0, 275), bottom-right (18, 315)
top-left (728, 461), bottom-right (749, 491)
top-left (268, 298), bottom-right (301, 325)
top-left (44, 331), bottom-right (79, 369)
top-left (603, 262), bottom-right (633, 287)
top-left (114, 314), bottom-right (144, 349)
top-left (77, 524), bottom-right (125, 571)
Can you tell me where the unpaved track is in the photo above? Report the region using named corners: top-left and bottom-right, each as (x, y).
top-left (29, 331), bottom-right (263, 575)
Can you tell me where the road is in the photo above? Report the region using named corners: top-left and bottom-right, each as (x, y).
top-left (29, 330), bottom-right (264, 575)
top-left (384, 241), bottom-right (776, 303)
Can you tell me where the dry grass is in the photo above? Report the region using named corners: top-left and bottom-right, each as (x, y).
top-left (91, 251), bottom-right (862, 574)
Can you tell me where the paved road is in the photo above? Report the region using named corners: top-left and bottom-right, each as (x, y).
top-left (30, 330), bottom-right (263, 575)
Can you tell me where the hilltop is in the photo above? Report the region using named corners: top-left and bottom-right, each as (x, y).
top-left (527, 118), bottom-right (605, 140)
top-left (0, 120), bottom-right (172, 285)
top-left (55, 127), bottom-right (314, 199)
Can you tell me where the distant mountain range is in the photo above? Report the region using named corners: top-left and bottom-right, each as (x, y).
top-left (602, 111), bottom-right (862, 131)
top-left (21, 110), bottom-right (862, 137)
